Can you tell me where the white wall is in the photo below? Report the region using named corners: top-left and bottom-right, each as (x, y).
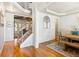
top-left (34, 8), bottom-right (58, 48)
top-left (4, 12), bottom-right (14, 41)
top-left (0, 26), bottom-right (4, 53)
top-left (20, 34), bottom-right (34, 48)
top-left (0, 3), bottom-right (5, 53)
top-left (60, 13), bottom-right (79, 35)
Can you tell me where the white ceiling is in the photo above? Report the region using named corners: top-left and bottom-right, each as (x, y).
top-left (3, 2), bottom-right (79, 16)
top-left (17, 2), bottom-right (32, 10)
top-left (32, 2), bottom-right (79, 15)
top-left (48, 2), bottom-right (79, 13)
top-left (3, 2), bottom-right (31, 17)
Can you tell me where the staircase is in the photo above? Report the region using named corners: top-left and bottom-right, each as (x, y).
top-left (16, 28), bottom-right (32, 48)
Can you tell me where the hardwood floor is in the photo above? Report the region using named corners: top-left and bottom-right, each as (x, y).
top-left (0, 41), bottom-right (15, 57)
top-left (0, 40), bottom-right (64, 57)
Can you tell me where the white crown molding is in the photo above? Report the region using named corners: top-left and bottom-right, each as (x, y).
top-left (46, 9), bottom-right (79, 16)
top-left (46, 9), bottom-right (67, 16)
top-left (5, 10), bottom-right (32, 18)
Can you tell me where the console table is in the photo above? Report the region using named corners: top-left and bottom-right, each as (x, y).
top-left (61, 34), bottom-right (79, 49)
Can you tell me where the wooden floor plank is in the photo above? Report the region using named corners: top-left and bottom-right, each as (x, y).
top-left (1, 40), bottom-right (64, 57)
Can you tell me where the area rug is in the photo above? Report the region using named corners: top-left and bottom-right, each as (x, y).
top-left (47, 42), bottom-right (79, 57)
